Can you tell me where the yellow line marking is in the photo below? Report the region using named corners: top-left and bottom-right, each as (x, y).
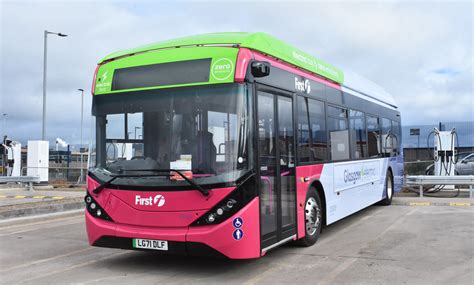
top-left (14, 196), bottom-right (26, 199)
top-left (33, 196), bottom-right (46, 199)
top-left (409, 202), bottom-right (430, 206)
top-left (52, 196), bottom-right (64, 199)
top-left (449, 202), bottom-right (471, 207)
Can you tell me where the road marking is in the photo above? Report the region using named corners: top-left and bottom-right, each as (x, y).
top-left (449, 202), bottom-right (471, 206)
top-left (243, 263), bottom-right (281, 285)
top-left (317, 207), bottom-right (417, 285)
top-left (409, 202), bottom-right (431, 206)
top-left (0, 247), bottom-right (94, 273)
top-left (20, 251), bottom-right (129, 283)
top-left (2, 220), bottom-right (83, 235)
top-left (318, 257), bottom-right (356, 285)
top-left (316, 207), bottom-right (383, 247)
top-left (0, 212), bottom-right (82, 230)
top-left (0, 195), bottom-right (66, 199)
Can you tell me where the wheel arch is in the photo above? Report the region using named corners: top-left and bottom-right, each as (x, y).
top-left (309, 179), bottom-right (327, 227)
top-left (387, 166), bottom-right (394, 181)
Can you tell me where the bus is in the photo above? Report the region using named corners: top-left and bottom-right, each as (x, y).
top-left (85, 32), bottom-right (403, 259)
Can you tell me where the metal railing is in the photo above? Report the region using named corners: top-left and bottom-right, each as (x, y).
top-left (0, 176), bottom-right (41, 191)
top-left (405, 175), bottom-right (474, 198)
top-left (21, 166), bottom-right (87, 185)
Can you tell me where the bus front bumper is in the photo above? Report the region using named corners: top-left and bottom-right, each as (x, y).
top-left (85, 197), bottom-right (261, 259)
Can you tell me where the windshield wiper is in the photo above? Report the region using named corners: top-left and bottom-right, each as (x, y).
top-left (92, 169), bottom-right (209, 196)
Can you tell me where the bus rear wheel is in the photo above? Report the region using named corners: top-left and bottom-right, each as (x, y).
top-left (379, 170), bottom-right (393, 206)
top-left (296, 188), bottom-right (322, 247)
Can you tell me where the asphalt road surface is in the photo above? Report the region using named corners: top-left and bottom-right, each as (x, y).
top-left (1, 205), bottom-right (472, 284)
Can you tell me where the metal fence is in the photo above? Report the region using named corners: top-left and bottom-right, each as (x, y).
top-left (404, 160), bottom-right (433, 175)
top-left (21, 166), bottom-right (87, 185)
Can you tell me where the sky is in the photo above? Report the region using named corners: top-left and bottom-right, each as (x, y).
top-left (0, 0), bottom-right (473, 148)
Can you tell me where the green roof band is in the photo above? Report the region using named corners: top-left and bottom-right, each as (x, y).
top-left (99, 32), bottom-right (344, 84)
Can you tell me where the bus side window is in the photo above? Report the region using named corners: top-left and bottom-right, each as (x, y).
top-left (297, 96), bottom-right (311, 163)
top-left (391, 120), bottom-right (401, 155)
top-left (381, 118), bottom-right (392, 157)
top-left (308, 99), bottom-right (327, 162)
top-left (327, 106), bottom-right (349, 161)
top-left (366, 115), bottom-right (381, 157)
top-left (349, 109), bottom-right (367, 159)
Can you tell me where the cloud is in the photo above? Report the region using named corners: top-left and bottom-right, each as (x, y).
top-left (0, 1), bottom-right (472, 146)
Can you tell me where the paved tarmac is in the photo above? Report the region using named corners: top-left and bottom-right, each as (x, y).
top-left (1, 203), bottom-right (472, 285)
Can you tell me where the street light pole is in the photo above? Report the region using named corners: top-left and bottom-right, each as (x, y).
top-left (2, 113), bottom-right (7, 137)
top-left (78, 88), bottom-right (84, 184)
top-left (42, 30), bottom-right (68, 141)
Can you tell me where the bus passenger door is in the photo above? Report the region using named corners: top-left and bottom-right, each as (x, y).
top-left (257, 87), bottom-right (297, 251)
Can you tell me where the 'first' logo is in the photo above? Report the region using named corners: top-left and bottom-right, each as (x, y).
top-left (135, 195), bottom-right (166, 207)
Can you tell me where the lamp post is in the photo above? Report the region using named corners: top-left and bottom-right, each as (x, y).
top-left (42, 30), bottom-right (67, 141)
top-left (78, 88), bottom-right (84, 184)
top-left (2, 113), bottom-right (7, 137)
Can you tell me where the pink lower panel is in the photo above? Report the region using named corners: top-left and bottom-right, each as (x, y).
top-left (186, 197), bottom-right (261, 259)
top-left (85, 211), bottom-right (116, 245)
top-left (86, 197), bottom-right (262, 258)
top-left (295, 164), bottom-right (324, 239)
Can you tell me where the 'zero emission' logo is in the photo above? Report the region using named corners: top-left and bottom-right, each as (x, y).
top-left (211, 58), bottom-right (234, 81)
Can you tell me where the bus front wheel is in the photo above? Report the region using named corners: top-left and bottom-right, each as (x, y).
top-left (296, 188), bottom-right (322, 247)
top-left (379, 170), bottom-right (394, 206)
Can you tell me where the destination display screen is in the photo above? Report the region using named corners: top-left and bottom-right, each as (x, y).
top-left (111, 58), bottom-right (211, 91)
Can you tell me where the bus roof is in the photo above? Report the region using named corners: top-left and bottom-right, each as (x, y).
top-left (99, 32), bottom-right (397, 108)
top-left (99, 32), bottom-right (344, 84)
top-left (343, 71), bottom-right (398, 109)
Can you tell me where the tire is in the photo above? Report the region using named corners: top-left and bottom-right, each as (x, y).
top-left (296, 187), bottom-right (323, 247)
top-left (379, 170), bottom-right (394, 206)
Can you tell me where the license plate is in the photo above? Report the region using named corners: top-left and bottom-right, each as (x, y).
top-left (133, 238), bottom-right (168, 251)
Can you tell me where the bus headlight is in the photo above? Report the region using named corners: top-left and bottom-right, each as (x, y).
top-left (84, 194), bottom-right (113, 221)
top-left (194, 198), bottom-right (239, 225)
top-left (191, 171), bottom-right (257, 226)
top-left (207, 213), bottom-right (216, 223)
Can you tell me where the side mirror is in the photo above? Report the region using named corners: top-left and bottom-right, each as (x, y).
top-left (251, 61), bottom-right (271, 77)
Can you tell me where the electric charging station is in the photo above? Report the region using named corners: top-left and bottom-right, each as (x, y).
top-left (1, 136), bottom-right (21, 177)
top-left (430, 128), bottom-right (459, 190)
top-left (27, 140), bottom-right (49, 183)
top-left (433, 128), bottom-right (457, 177)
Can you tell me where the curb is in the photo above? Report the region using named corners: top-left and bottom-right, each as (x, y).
top-left (0, 209), bottom-right (84, 227)
top-left (0, 198), bottom-right (85, 220)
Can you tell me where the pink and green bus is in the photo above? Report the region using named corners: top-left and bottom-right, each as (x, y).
top-left (86, 32), bottom-right (403, 259)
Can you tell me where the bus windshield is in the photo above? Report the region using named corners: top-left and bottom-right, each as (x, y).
top-left (89, 84), bottom-right (252, 188)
